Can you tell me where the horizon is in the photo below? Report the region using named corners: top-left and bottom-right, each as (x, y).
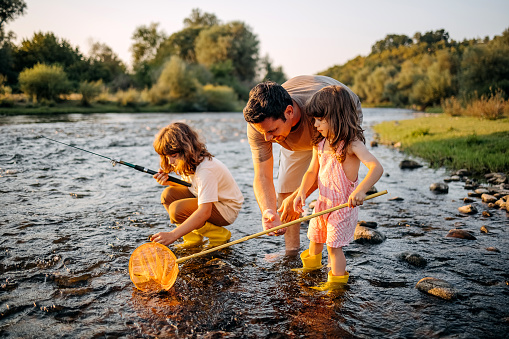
top-left (6, 0), bottom-right (509, 79)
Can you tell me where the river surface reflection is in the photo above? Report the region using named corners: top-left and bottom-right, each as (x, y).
top-left (1, 109), bottom-right (507, 338)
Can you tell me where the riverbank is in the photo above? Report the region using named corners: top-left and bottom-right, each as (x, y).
top-left (372, 114), bottom-right (509, 177)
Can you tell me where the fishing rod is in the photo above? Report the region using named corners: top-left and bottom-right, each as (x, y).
top-left (40, 135), bottom-right (191, 187)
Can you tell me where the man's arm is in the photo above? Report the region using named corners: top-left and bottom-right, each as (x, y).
top-left (252, 156), bottom-right (284, 235)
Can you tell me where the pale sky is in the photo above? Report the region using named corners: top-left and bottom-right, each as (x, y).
top-left (6, 0), bottom-right (509, 79)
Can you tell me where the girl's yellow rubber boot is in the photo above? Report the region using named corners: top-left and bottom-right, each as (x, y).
top-left (195, 222), bottom-right (231, 246)
top-left (173, 224), bottom-right (204, 249)
top-left (291, 249), bottom-right (323, 272)
top-left (311, 271), bottom-right (349, 291)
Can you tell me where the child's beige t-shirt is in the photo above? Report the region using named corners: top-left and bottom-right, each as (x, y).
top-left (183, 157), bottom-right (244, 224)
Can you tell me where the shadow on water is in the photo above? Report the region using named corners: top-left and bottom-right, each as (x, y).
top-left (1, 110), bottom-right (508, 338)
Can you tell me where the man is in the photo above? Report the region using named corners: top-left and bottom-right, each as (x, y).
top-left (243, 75), bottom-right (362, 254)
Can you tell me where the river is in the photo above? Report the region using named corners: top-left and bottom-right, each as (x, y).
top-left (1, 109), bottom-right (507, 338)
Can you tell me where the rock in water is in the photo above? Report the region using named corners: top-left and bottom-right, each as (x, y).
top-left (430, 182), bottom-right (449, 193)
top-left (458, 204), bottom-right (478, 214)
top-left (399, 160), bottom-right (423, 169)
top-left (446, 229), bottom-right (477, 240)
top-left (354, 225), bottom-right (386, 244)
top-left (415, 277), bottom-right (457, 300)
top-left (397, 252), bottom-right (427, 268)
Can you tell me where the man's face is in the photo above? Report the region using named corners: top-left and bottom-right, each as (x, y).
top-left (252, 117), bottom-right (293, 142)
top-left (251, 105), bottom-right (295, 142)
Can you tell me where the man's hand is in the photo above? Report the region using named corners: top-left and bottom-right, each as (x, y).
top-left (262, 209), bottom-right (285, 236)
top-left (277, 193), bottom-right (301, 223)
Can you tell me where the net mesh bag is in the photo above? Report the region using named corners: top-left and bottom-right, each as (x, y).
top-left (129, 242), bottom-right (179, 292)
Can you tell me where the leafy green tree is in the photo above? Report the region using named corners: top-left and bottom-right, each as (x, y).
top-left (459, 28), bottom-right (509, 98)
top-left (87, 41), bottom-right (128, 88)
top-left (14, 32), bottom-right (85, 83)
top-left (371, 34), bottom-right (413, 54)
top-left (0, 0), bottom-right (26, 34)
top-left (183, 8), bottom-right (220, 28)
top-left (18, 63), bottom-right (70, 102)
top-left (260, 55), bottom-right (286, 84)
top-left (195, 21), bottom-right (259, 83)
top-left (203, 84), bottom-right (237, 111)
top-left (130, 22), bottom-right (166, 66)
top-left (79, 79), bottom-right (103, 106)
top-left (148, 56), bottom-right (204, 110)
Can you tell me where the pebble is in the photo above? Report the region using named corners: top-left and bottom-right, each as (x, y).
top-left (415, 277), bottom-right (457, 300)
top-left (486, 247), bottom-right (500, 253)
top-left (397, 252), bottom-right (427, 268)
top-left (399, 160), bottom-right (422, 169)
top-left (480, 226), bottom-right (489, 233)
top-left (458, 204), bottom-right (478, 214)
top-left (446, 229), bottom-right (477, 240)
top-left (481, 194), bottom-right (497, 203)
top-left (354, 225), bottom-right (386, 244)
top-left (430, 182), bottom-right (449, 193)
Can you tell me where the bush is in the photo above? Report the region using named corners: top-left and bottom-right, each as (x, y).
top-left (202, 84), bottom-right (237, 111)
top-left (18, 63), bottom-right (71, 102)
top-left (116, 88), bottom-right (142, 107)
top-left (79, 80), bottom-right (103, 106)
top-left (464, 89), bottom-right (507, 120)
top-left (441, 96), bottom-right (464, 116)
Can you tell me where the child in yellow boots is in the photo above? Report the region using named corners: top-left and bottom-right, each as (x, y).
top-left (150, 122), bottom-right (244, 248)
top-left (293, 86), bottom-right (383, 288)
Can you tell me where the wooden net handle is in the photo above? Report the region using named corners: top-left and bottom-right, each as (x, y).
top-left (175, 190), bottom-right (387, 264)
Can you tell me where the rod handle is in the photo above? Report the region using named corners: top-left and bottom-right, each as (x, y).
top-left (175, 190), bottom-right (387, 263)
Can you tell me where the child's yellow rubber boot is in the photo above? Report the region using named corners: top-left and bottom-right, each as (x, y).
top-left (311, 271), bottom-right (349, 291)
top-left (195, 222), bottom-right (231, 246)
top-left (173, 224), bottom-right (204, 249)
top-left (291, 249), bottom-right (323, 272)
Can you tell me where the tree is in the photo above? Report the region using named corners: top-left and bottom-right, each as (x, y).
top-left (183, 8), bottom-right (220, 28)
top-left (14, 32), bottom-right (85, 84)
top-left (0, 0), bottom-right (26, 34)
top-left (195, 21), bottom-right (259, 83)
top-left (130, 22), bottom-right (166, 66)
top-left (260, 55), bottom-right (286, 84)
top-left (18, 63), bottom-right (70, 102)
top-left (371, 34), bottom-right (413, 54)
top-left (87, 40), bottom-right (127, 85)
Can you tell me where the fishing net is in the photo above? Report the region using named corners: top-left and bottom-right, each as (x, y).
top-left (129, 242), bottom-right (179, 292)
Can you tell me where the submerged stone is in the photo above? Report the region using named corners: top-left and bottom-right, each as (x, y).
top-left (354, 225), bottom-right (386, 244)
top-left (398, 252), bottom-right (427, 268)
top-left (430, 182), bottom-right (449, 193)
top-left (446, 229), bottom-right (477, 240)
top-left (415, 277), bottom-right (457, 300)
top-left (399, 160), bottom-right (422, 169)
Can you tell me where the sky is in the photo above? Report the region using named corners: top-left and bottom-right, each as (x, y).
top-left (6, 0), bottom-right (509, 79)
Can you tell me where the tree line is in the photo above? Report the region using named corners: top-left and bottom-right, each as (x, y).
top-left (0, 3), bottom-right (286, 110)
top-left (320, 28), bottom-right (509, 110)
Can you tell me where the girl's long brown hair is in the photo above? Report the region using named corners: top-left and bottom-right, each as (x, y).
top-left (306, 85), bottom-right (365, 163)
top-left (153, 122), bottom-right (213, 176)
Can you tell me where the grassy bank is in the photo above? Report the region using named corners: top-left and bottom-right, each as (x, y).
top-left (372, 114), bottom-right (509, 175)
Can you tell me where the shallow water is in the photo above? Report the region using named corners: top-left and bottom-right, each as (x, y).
top-left (1, 109), bottom-right (508, 338)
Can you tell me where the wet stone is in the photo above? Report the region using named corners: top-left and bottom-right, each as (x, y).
top-left (480, 226), bottom-right (489, 233)
top-left (486, 247), bottom-right (501, 253)
top-left (357, 220), bottom-right (378, 229)
top-left (481, 194), bottom-right (497, 204)
top-left (415, 277), bottom-right (458, 300)
top-left (399, 160), bottom-right (423, 169)
top-left (397, 252), bottom-right (427, 268)
top-left (475, 188), bottom-right (490, 195)
top-left (482, 211), bottom-right (492, 217)
top-left (446, 229), bottom-right (477, 240)
top-left (455, 169), bottom-right (471, 177)
top-left (370, 140), bottom-right (378, 147)
top-left (458, 204), bottom-right (478, 214)
top-left (366, 186), bottom-right (378, 195)
top-left (388, 196), bottom-right (404, 201)
top-left (463, 197), bottom-right (475, 203)
top-left (354, 225), bottom-right (386, 244)
top-left (430, 182), bottom-right (449, 193)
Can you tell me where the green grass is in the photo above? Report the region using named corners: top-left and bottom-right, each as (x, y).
top-left (373, 115), bottom-right (509, 175)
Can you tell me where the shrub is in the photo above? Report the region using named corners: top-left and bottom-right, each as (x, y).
top-left (202, 84), bottom-right (237, 111)
top-left (79, 80), bottom-right (103, 106)
top-left (18, 63), bottom-right (71, 102)
top-left (464, 89), bottom-right (507, 120)
top-left (441, 96), bottom-right (463, 116)
top-left (116, 88), bottom-right (142, 107)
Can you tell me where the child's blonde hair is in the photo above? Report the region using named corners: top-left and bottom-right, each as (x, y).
top-left (153, 122), bottom-right (213, 176)
top-left (306, 85), bottom-right (365, 163)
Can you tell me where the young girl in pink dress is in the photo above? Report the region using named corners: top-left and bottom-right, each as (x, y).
top-left (293, 85), bottom-right (383, 286)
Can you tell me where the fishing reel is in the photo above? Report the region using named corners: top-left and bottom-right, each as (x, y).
top-left (110, 159), bottom-right (120, 167)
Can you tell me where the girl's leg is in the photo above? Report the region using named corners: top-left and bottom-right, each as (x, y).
top-left (161, 186), bottom-right (195, 220)
top-left (327, 246), bottom-right (346, 276)
top-left (309, 241), bottom-right (324, 256)
top-left (168, 195), bottom-right (229, 226)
